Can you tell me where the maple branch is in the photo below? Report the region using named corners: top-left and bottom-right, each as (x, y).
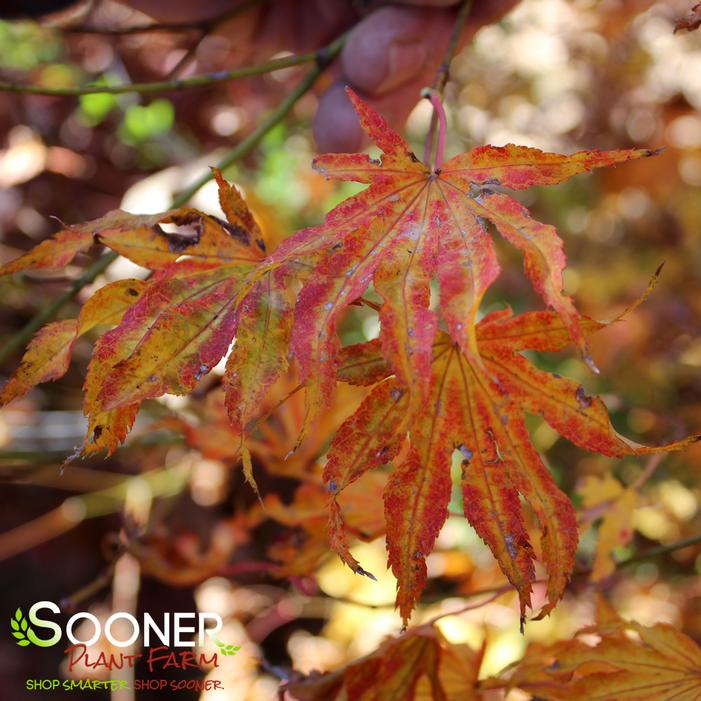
top-left (0, 35), bottom-right (345, 366)
top-left (172, 40), bottom-right (343, 210)
top-left (616, 532), bottom-right (701, 569)
top-left (433, 0), bottom-right (474, 94)
top-left (629, 452), bottom-right (664, 491)
top-left (426, 588), bottom-right (510, 624)
top-left (0, 465), bottom-right (189, 562)
top-left (0, 51), bottom-right (320, 97)
top-left (60, 563), bottom-right (117, 612)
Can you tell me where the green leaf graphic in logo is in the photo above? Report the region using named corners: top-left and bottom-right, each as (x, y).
top-left (214, 639), bottom-right (241, 657)
top-left (10, 607), bottom-right (55, 647)
top-left (11, 608), bottom-right (33, 647)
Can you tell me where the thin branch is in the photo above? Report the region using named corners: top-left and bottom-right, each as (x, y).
top-left (433, 0), bottom-right (474, 94)
top-left (162, 34), bottom-right (207, 80)
top-left (60, 563), bottom-right (117, 612)
top-left (0, 50), bottom-right (319, 97)
top-left (217, 560), bottom-right (277, 577)
top-left (318, 531), bottom-right (701, 612)
top-left (171, 36), bottom-right (345, 207)
top-left (0, 464), bottom-right (189, 562)
top-left (0, 34), bottom-right (345, 366)
top-left (426, 588), bottom-right (510, 624)
top-left (629, 452), bottom-right (664, 491)
top-left (616, 532), bottom-right (701, 569)
top-left (354, 296), bottom-right (382, 313)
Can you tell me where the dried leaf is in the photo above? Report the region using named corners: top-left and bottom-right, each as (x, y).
top-left (578, 474), bottom-right (638, 581)
top-left (284, 624), bottom-right (482, 701)
top-left (674, 2), bottom-right (701, 33)
top-left (492, 616), bottom-right (701, 700)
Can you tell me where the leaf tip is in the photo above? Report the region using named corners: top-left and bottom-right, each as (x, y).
top-left (583, 350), bottom-right (600, 375)
top-left (355, 565), bottom-right (377, 582)
top-left (344, 85), bottom-right (362, 111)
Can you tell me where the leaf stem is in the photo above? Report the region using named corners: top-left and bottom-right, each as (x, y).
top-left (421, 0), bottom-right (473, 168)
top-left (0, 34), bottom-right (345, 366)
top-left (421, 88), bottom-right (448, 170)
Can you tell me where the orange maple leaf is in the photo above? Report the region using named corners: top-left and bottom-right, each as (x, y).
top-left (327, 308), bottom-right (697, 626)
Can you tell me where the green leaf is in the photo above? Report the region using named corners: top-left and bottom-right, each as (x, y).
top-left (122, 99), bottom-right (174, 142)
top-left (17, 639), bottom-right (30, 646)
top-left (12, 631), bottom-right (24, 639)
top-left (10, 618), bottom-right (19, 631)
top-left (14, 608), bottom-right (22, 621)
top-left (20, 618), bottom-right (27, 632)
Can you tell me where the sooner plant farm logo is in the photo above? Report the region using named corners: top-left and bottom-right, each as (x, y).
top-left (12, 601), bottom-right (240, 693)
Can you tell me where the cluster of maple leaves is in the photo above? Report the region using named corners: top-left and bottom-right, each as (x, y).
top-left (283, 598), bottom-right (701, 700)
top-left (1, 89), bottom-right (695, 628)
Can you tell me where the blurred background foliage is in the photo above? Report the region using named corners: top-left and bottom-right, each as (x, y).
top-left (0, 1), bottom-right (700, 699)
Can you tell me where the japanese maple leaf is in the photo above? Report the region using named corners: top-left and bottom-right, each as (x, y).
top-left (489, 605), bottom-right (701, 700)
top-left (0, 172), bottom-right (291, 454)
top-left (326, 308), bottom-right (696, 626)
top-left (261, 88), bottom-right (658, 424)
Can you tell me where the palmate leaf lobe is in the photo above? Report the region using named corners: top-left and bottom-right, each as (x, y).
top-left (0, 279), bottom-right (148, 412)
top-left (0, 205), bottom-right (262, 274)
